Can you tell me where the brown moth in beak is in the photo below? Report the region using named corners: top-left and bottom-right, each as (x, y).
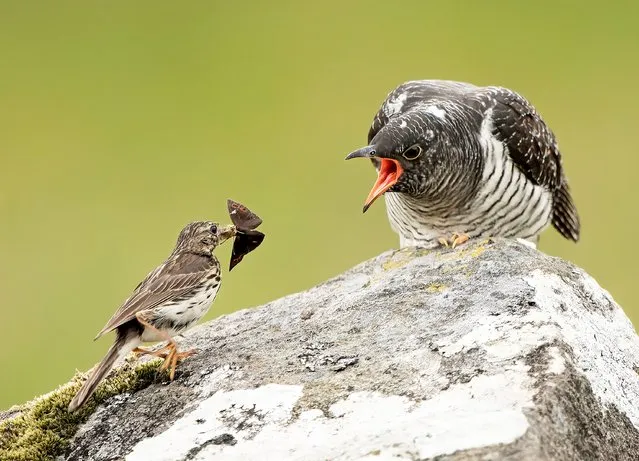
top-left (227, 199), bottom-right (265, 271)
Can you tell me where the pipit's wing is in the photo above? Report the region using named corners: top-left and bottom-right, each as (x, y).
top-left (94, 253), bottom-right (216, 340)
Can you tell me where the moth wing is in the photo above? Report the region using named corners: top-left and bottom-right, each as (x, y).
top-left (227, 199), bottom-right (263, 231)
top-left (229, 230), bottom-right (265, 271)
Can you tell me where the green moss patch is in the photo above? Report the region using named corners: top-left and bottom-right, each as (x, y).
top-left (0, 359), bottom-right (164, 461)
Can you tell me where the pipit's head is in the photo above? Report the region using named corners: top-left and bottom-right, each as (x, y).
top-left (175, 221), bottom-right (236, 256)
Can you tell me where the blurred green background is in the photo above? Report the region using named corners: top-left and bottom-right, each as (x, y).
top-left (1, 1), bottom-right (637, 409)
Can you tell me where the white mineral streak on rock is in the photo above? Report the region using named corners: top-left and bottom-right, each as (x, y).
top-left (128, 372), bottom-right (531, 461)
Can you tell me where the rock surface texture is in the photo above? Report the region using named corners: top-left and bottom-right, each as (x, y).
top-left (60, 240), bottom-right (639, 460)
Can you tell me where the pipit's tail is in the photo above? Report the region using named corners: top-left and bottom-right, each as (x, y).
top-left (68, 328), bottom-right (139, 412)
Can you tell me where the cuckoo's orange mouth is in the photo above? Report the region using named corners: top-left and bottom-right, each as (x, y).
top-left (363, 158), bottom-right (404, 213)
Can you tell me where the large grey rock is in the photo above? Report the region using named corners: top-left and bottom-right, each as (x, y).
top-left (63, 239), bottom-right (639, 460)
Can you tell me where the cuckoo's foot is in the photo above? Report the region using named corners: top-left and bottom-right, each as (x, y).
top-left (438, 232), bottom-right (470, 249)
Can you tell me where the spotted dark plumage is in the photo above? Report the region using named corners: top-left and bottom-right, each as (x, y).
top-left (347, 80), bottom-right (580, 248)
top-left (68, 221), bottom-right (236, 412)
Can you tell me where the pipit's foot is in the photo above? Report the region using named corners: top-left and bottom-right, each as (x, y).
top-left (438, 232), bottom-right (470, 249)
top-left (175, 348), bottom-right (197, 360)
top-left (159, 345), bottom-right (197, 380)
top-left (132, 344), bottom-right (172, 359)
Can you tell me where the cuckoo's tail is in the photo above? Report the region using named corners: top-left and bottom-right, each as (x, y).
top-left (68, 328), bottom-right (139, 412)
top-left (551, 181), bottom-right (580, 242)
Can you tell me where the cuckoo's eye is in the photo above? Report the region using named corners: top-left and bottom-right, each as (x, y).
top-left (209, 224), bottom-right (218, 234)
top-left (402, 144), bottom-right (423, 160)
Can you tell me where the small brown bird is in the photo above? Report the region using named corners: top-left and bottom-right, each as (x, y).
top-left (68, 221), bottom-right (236, 412)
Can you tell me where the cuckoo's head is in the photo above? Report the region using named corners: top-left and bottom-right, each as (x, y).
top-left (345, 108), bottom-right (452, 212)
top-left (174, 221), bottom-right (236, 256)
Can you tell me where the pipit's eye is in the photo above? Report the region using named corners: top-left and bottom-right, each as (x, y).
top-left (210, 224), bottom-right (218, 234)
top-left (402, 144), bottom-right (423, 160)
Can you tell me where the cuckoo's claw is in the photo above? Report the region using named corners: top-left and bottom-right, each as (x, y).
top-left (439, 232), bottom-right (470, 249)
top-left (451, 232), bottom-right (470, 248)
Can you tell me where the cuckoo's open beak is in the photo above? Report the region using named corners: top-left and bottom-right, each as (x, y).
top-left (345, 146), bottom-right (404, 213)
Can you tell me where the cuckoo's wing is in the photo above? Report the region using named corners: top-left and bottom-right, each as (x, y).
top-left (94, 253), bottom-right (216, 339)
top-left (478, 86), bottom-right (580, 241)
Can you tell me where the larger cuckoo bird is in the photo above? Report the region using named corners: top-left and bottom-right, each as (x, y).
top-left (346, 80), bottom-right (580, 249)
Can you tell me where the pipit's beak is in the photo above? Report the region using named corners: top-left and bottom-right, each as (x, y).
top-left (345, 146), bottom-right (404, 213)
top-left (217, 224), bottom-right (237, 244)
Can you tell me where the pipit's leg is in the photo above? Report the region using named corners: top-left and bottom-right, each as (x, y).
top-left (169, 348), bottom-right (178, 381)
top-left (160, 347), bottom-right (197, 380)
top-left (132, 344), bottom-right (172, 358)
top-left (159, 342), bottom-right (176, 373)
top-left (135, 314), bottom-right (179, 376)
top-left (135, 313), bottom-right (197, 380)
